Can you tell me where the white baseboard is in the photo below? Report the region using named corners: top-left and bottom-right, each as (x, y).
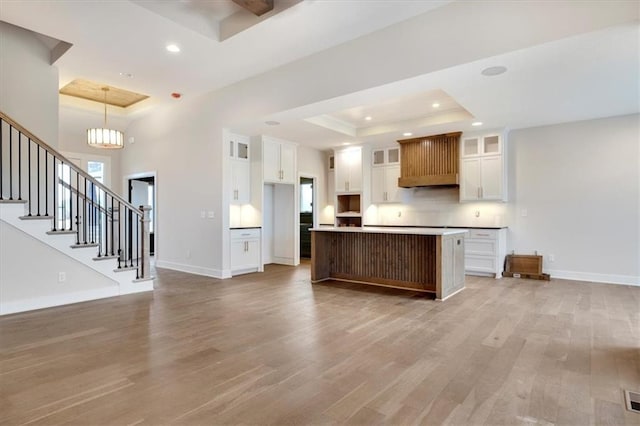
top-left (272, 256), bottom-right (295, 266)
top-left (545, 269), bottom-right (639, 286)
top-left (120, 279), bottom-right (154, 294)
top-left (155, 260), bottom-right (226, 279)
top-left (0, 287), bottom-right (118, 316)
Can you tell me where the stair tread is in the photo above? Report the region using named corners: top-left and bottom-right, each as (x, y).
top-left (0, 199), bottom-right (28, 204)
top-left (19, 215), bottom-right (54, 220)
top-left (114, 266), bottom-right (138, 273)
top-left (133, 276), bottom-right (155, 283)
top-left (92, 255), bottom-right (118, 261)
top-left (46, 230), bottom-right (77, 235)
top-left (70, 243), bottom-right (99, 249)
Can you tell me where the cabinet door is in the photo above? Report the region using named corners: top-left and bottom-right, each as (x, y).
top-left (230, 240), bottom-right (247, 270)
top-left (263, 138), bottom-right (281, 182)
top-left (385, 165), bottom-right (401, 202)
top-left (387, 147), bottom-right (400, 164)
top-left (246, 240), bottom-right (260, 266)
top-left (231, 160), bottom-right (250, 204)
top-left (460, 158), bottom-right (481, 201)
top-left (327, 170), bottom-right (335, 205)
top-left (372, 149), bottom-right (385, 166)
top-left (371, 167), bottom-right (385, 203)
top-left (482, 135), bottom-right (501, 155)
top-left (279, 143), bottom-right (296, 184)
top-left (462, 137), bottom-right (481, 157)
top-left (334, 150), bottom-right (350, 192)
top-left (348, 149), bottom-right (362, 191)
top-left (480, 155), bottom-right (502, 200)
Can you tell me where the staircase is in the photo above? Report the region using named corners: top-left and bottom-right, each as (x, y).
top-left (0, 111), bottom-right (153, 315)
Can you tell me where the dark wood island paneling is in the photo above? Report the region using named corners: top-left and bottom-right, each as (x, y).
top-left (311, 227), bottom-right (466, 300)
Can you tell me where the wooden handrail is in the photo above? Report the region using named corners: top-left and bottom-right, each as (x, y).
top-left (0, 110), bottom-right (141, 217)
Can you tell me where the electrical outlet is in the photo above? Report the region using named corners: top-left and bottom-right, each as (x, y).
top-left (208, 211), bottom-right (215, 218)
top-left (200, 211), bottom-right (206, 219)
top-left (521, 209), bottom-right (528, 217)
top-left (186, 250), bottom-right (191, 259)
top-left (475, 210), bottom-right (480, 217)
top-left (58, 272), bottom-right (66, 283)
top-left (549, 254), bottom-right (555, 262)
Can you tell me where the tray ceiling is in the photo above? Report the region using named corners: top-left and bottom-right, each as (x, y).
top-left (59, 79), bottom-right (149, 108)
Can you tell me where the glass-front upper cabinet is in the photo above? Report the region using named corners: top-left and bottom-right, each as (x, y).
top-left (372, 147), bottom-right (400, 166)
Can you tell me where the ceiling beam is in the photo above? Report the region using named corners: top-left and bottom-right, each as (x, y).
top-left (232, 0), bottom-right (274, 16)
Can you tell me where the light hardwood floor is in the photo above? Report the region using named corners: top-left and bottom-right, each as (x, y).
top-left (1, 264), bottom-right (638, 425)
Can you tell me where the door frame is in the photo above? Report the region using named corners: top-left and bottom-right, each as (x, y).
top-left (296, 173), bottom-right (318, 264)
top-left (123, 171), bottom-right (157, 258)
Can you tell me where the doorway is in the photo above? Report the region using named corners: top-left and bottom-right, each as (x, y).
top-left (127, 174), bottom-right (156, 256)
top-left (299, 176), bottom-right (315, 259)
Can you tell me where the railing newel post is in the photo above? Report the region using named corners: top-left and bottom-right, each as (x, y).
top-left (139, 205), bottom-right (151, 280)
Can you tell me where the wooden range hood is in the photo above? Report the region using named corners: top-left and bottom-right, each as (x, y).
top-left (397, 131), bottom-right (461, 188)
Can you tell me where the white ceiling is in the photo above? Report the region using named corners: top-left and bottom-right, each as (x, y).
top-left (1, 1), bottom-right (638, 150)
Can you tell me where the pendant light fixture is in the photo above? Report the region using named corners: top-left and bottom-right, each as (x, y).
top-left (87, 87), bottom-right (124, 149)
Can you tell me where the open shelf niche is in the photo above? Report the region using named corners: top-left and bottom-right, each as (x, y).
top-left (335, 193), bottom-right (362, 227)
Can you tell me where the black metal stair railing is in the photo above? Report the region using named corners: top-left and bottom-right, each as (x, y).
top-left (0, 111), bottom-right (150, 280)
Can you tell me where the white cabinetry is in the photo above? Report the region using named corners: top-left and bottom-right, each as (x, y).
top-left (263, 137), bottom-right (296, 184)
top-left (229, 133), bottom-right (250, 204)
top-left (460, 134), bottom-right (507, 202)
top-left (230, 228), bottom-right (261, 275)
top-left (327, 154), bottom-right (335, 205)
top-left (230, 160), bottom-right (250, 204)
top-left (371, 166), bottom-right (401, 203)
top-left (335, 147), bottom-right (363, 192)
top-left (464, 228), bottom-right (507, 278)
top-left (371, 147), bottom-right (401, 203)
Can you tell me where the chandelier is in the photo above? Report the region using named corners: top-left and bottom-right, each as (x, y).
top-left (87, 87), bottom-right (124, 149)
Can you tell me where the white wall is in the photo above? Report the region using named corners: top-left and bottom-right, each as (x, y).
top-left (297, 145), bottom-right (329, 224)
top-left (0, 21), bottom-right (59, 147)
top-left (0, 221), bottom-right (119, 315)
top-left (507, 114), bottom-right (639, 284)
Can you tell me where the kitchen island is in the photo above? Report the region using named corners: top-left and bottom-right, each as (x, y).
top-left (310, 227), bottom-right (467, 300)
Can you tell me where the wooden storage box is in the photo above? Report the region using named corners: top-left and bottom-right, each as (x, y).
top-left (502, 254), bottom-right (550, 280)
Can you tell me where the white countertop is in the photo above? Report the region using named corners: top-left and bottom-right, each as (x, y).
top-left (310, 226), bottom-right (468, 236)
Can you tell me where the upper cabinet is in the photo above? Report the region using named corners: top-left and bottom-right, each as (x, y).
top-left (371, 165), bottom-right (401, 203)
top-left (372, 147), bottom-right (400, 167)
top-left (371, 146), bottom-right (402, 203)
top-left (229, 133), bottom-right (251, 204)
top-left (460, 133), bottom-right (507, 202)
top-left (335, 147), bottom-right (363, 193)
top-left (230, 135), bottom-right (250, 161)
top-left (230, 160), bottom-right (250, 204)
top-left (263, 137), bottom-right (296, 184)
top-left (326, 154), bottom-right (335, 205)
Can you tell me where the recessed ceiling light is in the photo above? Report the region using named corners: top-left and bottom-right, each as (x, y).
top-left (119, 72), bottom-right (133, 78)
top-left (342, 142), bottom-right (351, 146)
top-left (472, 121), bottom-right (483, 126)
top-left (364, 116), bottom-right (372, 121)
top-left (166, 44), bottom-right (181, 53)
top-left (481, 66), bottom-right (507, 76)
top-left (265, 120), bottom-right (280, 126)
top-left (403, 132), bottom-right (413, 137)
top-left (432, 102), bottom-right (440, 108)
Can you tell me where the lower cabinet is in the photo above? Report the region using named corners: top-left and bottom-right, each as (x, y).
top-left (230, 228), bottom-right (261, 276)
top-left (464, 228), bottom-right (507, 278)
